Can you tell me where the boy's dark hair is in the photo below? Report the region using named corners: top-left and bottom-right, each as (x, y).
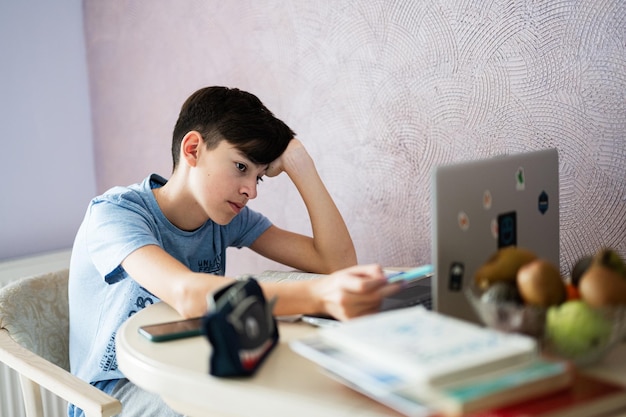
top-left (171, 86), bottom-right (295, 170)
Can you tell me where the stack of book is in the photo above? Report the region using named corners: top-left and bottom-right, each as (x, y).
top-left (464, 372), bottom-right (626, 417)
top-left (290, 306), bottom-right (626, 417)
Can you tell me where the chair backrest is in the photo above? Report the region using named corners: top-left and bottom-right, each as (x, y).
top-left (0, 269), bottom-right (71, 370)
top-left (0, 269), bottom-right (122, 417)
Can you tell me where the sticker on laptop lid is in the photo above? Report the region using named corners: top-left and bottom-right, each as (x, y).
top-left (516, 167), bottom-right (525, 191)
top-left (458, 211), bottom-right (470, 231)
top-left (448, 262), bottom-right (464, 291)
top-left (491, 218), bottom-right (498, 239)
top-left (483, 190), bottom-right (492, 210)
top-left (497, 211), bottom-right (517, 248)
top-left (538, 190), bottom-right (549, 214)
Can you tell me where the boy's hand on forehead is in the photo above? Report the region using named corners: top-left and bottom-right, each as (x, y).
top-left (265, 138), bottom-right (310, 178)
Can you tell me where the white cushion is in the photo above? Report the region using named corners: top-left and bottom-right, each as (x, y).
top-left (0, 269), bottom-right (70, 371)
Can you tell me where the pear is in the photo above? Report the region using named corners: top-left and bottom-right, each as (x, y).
top-left (594, 248), bottom-right (626, 278)
top-left (474, 246), bottom-right (537, 290)
top-left (516, 259), bottom-right (566, 307)
top-left (578, 248), bottom-right (626, 307)
top-left (579, 262), bottom-right (626, 307)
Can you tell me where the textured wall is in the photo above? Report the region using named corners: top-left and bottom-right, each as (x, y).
top-left (83, 1), bottom-right (625, 277)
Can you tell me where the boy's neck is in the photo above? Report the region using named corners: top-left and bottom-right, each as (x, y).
top-left (153, 177), bottom-right (208, 232)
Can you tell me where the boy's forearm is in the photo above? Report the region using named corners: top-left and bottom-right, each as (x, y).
top-left (284, 149), bottom-right (357, 271)
top-left (261, 280), bottom-right (321, 316)
top-left (304, 175), bottom-right (357, 269)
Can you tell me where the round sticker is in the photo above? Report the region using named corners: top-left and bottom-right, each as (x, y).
top-left (458, 211), bottom-right (470, 231)
top-left (483, 190), bottom-right (492, 210)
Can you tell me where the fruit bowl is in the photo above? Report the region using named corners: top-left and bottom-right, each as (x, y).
top-left (466, 286), bottom-right (626, 367)
top-left (466, 285), bottom-right (547, 339)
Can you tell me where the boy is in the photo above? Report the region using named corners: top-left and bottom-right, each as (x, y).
top-left (68, 86), bottom-right (400, 417)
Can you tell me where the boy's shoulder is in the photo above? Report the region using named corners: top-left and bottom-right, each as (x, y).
top-left (85, 176), bottom-right (165, 228)
top-left (94, 175), bottom-right (162, 206)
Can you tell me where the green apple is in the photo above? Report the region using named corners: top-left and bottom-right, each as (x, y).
top-left (546, 300), bottom-right (612, 357)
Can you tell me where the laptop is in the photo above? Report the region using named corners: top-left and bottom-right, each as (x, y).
top-left (382, 148), bottom-right (560, 323)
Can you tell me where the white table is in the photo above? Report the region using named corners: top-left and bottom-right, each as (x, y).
top-left (116, 301), bottom-right (626, 417)
top-left (116, 301), bottom-right (406, 417)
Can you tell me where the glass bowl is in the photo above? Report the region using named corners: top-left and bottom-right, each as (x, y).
top-left (466, 285), bottom-right (626, 367)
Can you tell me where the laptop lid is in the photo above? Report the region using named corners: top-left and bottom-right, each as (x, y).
top-left (431, 148), bottom-right (559, 323)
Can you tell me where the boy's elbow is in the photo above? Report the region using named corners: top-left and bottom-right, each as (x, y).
top-left (343, 248), bottom-right (358, 267)
top-left (323, 247), bottom-right (358, 273)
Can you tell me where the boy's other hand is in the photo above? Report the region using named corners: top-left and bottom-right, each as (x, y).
top-left (265, 138), bottom-right (310, 178)
top-left (311, 264), bottom-right (403, 321)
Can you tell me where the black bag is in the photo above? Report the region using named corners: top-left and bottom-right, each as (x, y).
top-left (202, 277), bottom-right (279, 377)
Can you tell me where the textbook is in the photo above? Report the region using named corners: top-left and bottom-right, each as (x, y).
top-left (316, 306), bottom-right (538, 386)
top-left (291, 336), bottom-right (572, 417)
top-left (430, 360), bottom-right (572, 416)
top-left (465, 372), bottom-right (626, 417)
top-left (255, 270), bottom-right (325, 282)
top-left (290, 336), bottom-right (437, 417)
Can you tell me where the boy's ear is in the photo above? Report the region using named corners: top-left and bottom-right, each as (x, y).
top-left (181, 131), bottom-right (202, 167)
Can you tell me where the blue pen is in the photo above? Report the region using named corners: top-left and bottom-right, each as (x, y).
top-left (386, 264), bottom-right (434, 283)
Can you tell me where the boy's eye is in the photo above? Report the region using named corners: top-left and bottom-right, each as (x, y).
top-left (236, 162), bottom-right (263, 184)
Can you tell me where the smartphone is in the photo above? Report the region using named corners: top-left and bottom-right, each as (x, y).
top-left (385, 264), bottom-right (434, 285)
top-left (301, 314), bottom-right (342, 328)
top-left (138, 317), bottom-right (204, 342)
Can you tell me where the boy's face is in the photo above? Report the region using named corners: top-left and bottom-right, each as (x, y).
top-left (191, 140), bottom-right (267, 225)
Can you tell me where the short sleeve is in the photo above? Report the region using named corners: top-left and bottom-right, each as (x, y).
top-left (227, 207), bottom-right (272, 248)
top-left (85, 195), bottom-right (160, 284)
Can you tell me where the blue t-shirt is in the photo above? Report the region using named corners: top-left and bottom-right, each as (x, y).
top-left (68, 174), bottom-right (271, 384)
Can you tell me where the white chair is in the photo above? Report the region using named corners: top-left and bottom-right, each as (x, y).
top-left (0, 269), bottom-right (122, 417)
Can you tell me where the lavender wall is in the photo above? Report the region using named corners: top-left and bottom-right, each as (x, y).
top-left (83, 1), bottom-right (626, 276)
top-left (0, 0), bottom-right (96, 261)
